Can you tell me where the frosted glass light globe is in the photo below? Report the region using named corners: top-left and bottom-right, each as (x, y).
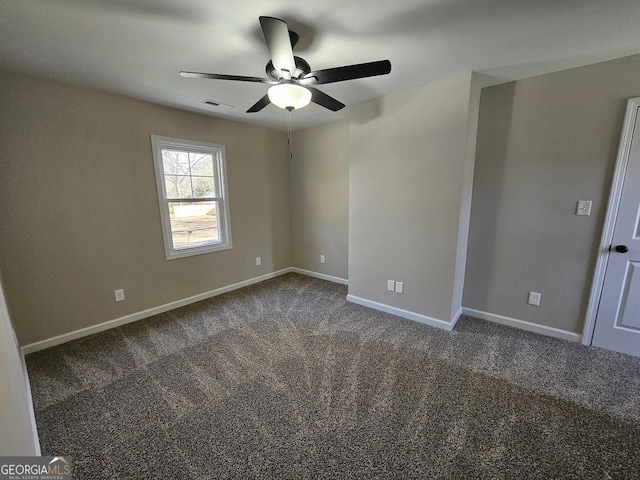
top-left (268, 83), bottom-right (312, 111)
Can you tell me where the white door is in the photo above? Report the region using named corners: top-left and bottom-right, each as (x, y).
top-left (592, 100), bottom-right (640, 357)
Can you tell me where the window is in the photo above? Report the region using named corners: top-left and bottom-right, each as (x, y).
top-left (151, 135), bottom-right (232, 259)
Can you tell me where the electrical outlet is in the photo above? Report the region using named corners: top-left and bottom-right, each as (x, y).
top-left (256, 257), bottom-right (261, 266)
top-left (320, 254), bottom-right (325, 264)
top-left (114, 289), bottom-right (125, 302)
top-left (576, 200), bottom-right (592, 216)
top-left (528, 291), bottom-right (541, 306)
top-left (395, 281), bottom-right (404, 294)
top-left (387, 280), bottom-right (395, 291)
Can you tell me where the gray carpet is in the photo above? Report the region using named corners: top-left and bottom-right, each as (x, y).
top-left (26, 273), bottom-right (640, 479)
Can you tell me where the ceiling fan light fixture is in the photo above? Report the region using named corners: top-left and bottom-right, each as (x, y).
top-left (268, 82), bottom-right (311, 111)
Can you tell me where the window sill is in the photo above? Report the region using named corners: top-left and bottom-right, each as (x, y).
top-left (165, 242), bottom-right (233, 260)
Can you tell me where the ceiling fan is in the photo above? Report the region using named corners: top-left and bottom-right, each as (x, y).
top-left (180, 16), bottom-right (392, 113)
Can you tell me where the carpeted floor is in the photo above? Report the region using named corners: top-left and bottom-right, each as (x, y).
top-left (26, 273), bottom-right (640, 479)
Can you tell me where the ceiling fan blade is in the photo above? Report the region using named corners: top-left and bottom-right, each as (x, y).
top-left (304, 60), bottom-right (391, 85)
top-left (308, 87), bottom-right (345, 112)
top-left (259, 16), bottom-right (296, 77)
top-left (247, 94), bottom-right (271, 113)
top-left (180, 71), bottom-right (275, 84)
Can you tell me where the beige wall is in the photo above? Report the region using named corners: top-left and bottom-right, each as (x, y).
top-left (0, 70), bottom-right (290, 345)
top-left (464, 54), bottom-right (640, 333)
top-left (348, 73), bottom-right (478, 322)
top-left (290, 120), bottom-right (349, 279)
top-left (6, 52), bottom-right (639, 347)
top-left (0, 272), bottom-right (38, 455)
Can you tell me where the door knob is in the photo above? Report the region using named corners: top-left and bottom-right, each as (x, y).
top-left (615, 245), bottom-right (629, 253)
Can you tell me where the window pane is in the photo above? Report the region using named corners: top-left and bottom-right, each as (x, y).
top-left (192, 176), bottom-right (215, 198)
top-left (168, 201), bottom-right (219, 249)
top-left (164, 175), bottom-right (192, 198)
top-left (189, 153), bottom-right (214, 176)
top-left (152, 135), bottom-right (231, 259)
top-left (162, 150), bottom-right (190, 175)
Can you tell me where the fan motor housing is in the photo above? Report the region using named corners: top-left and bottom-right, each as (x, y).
top-left (266, 56), bottom-right (311, 81)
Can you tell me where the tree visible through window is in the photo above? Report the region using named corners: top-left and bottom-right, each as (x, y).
top-left (151, 136), bottom-right (232, 259)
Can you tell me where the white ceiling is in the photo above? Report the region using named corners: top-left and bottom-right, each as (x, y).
top-left (2, 0), bottom-right (640, 131)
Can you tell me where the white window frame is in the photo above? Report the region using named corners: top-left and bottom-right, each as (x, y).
top-left (150, 135), bottom-right (232, 260)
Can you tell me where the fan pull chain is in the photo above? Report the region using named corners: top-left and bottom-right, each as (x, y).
top-left (287, 109), bottom-right (293, 160)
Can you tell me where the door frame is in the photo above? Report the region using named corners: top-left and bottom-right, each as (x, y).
top-left (582, 97), bottom-right (640, 345)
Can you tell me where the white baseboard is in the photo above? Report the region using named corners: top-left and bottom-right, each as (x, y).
top-left (451, 306), bottom-right (463, 326)
top-left (11, 324), bottom-right (41, 455)
top-left (290, 267), bottom-right (348, 285)
top-left (21, 268), bottom-right (294, 355)
top-left (461, 307), bottom-right (582, 342)
top-left (19, 349), bottom-right (41, 455)
top-left (346, 294), bottom-right (457, 331)
top-left (20, 267), bottom-right (350, 354)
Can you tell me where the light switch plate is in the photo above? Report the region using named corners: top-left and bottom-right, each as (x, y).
top-left (387, 280), bottom-right (395, 291)
top-left (114, 289), bottom-right (125, 302)
top-left (576, 200), bottom-right (592, 216)
top-left (395, 281), bottom-right (404, 293)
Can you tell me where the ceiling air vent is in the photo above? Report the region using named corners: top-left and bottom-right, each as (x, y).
top-left (202, 99), bottom-right (234, 110)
